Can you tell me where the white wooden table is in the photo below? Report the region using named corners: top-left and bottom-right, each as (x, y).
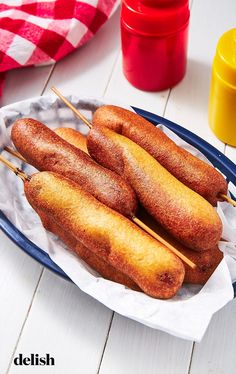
top-left (1, 1), bottom-right (236, 373)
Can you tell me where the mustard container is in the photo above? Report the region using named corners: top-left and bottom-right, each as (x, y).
top-left (209, 28), bottom-right (236, 146)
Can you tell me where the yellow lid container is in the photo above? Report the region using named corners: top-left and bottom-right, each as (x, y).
top-left (209, 28), bottom-right (236, 146)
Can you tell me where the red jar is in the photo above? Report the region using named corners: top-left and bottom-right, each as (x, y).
top-left (121, 0), bottom-right (190, 91)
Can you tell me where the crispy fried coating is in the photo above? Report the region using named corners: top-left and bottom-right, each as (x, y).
top-left (51, 127), bottom-right (223, 278)
top-left (39, 210), bottom-right (140, 290)
top-left (24, 172), bottom-right (185, 299)
top-left (87, 125), bottom-right (222, 252)
top-left (93, 105), bottom-right (227, 205)
top-left (11, 118), bottom-right (137, 218)
top-left (138, 209), bottom-right (223, 284)
top-left (54, 127), bottom-right (88, 154)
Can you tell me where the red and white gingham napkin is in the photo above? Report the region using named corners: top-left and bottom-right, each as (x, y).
top-left (0, 0), bottom-right (119, 95)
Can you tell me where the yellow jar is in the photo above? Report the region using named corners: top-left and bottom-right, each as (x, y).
top-left (209, 28), bottom-right (236, 146)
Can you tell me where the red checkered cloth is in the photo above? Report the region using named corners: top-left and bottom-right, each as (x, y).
top-left (0, 0), bottom-right (119, 95)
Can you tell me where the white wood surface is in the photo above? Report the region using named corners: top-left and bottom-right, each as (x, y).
top-left (2, 65), bottom-right (53, 106)
top-left (165, 0), bottom-right (236, 147)
top-left (0, 234), bottom-right (42, 374)
top-left (1, 1), bottom-right (236, 373)
top-left (45, 9), bottom-right (121, 98)
top-left (190, 298), bottom-right (236, 374)
top-left (0, 65), bottom-right (53, 374)
top-left (8, 272), bottom-right (113, 374)
top-left (99, 314), bottom-right (193, 374)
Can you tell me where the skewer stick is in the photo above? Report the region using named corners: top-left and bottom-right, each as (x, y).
top-left (0, 155), bottom-right (30, 182)
top-left (220, 194), bottom-right (236, 207)
top-left (133, 217), bottom-right (196, 269)
top-left (51, 86), bottom-right (92, 128)
top-left (51, 86), bottom-right (196, 269)
top-left (4, 146), bottom-right (26, 162)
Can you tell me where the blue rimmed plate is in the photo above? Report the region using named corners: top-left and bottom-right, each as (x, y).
top-left (0, 99), bottom-right (236, 295)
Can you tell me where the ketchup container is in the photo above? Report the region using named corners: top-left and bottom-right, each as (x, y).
top-left (121, 0), bottom-right (190, 91)
top-left (209, 28), bottom-right (236, 146)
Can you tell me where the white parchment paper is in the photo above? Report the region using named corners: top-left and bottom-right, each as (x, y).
top-left (0, 95), bottom-right (236, 342)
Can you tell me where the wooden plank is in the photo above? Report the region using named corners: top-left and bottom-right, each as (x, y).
top-left (189, 299), bottom-right (236, 374)
top-left (0, 233), bottom-right (43, 374)
top-left (45, 10), bottom-right (121, 98)
top-left (164, 0), bottom-right (236, 148)
top-left (104, 53), bottom-right (170, 112)
top-left (0, 63), bottom-right (54, 373)
top-left (99, 314), bottom-right (193, 374)
top-left (225, 146), bottom-right (236, 164)
top-left (8, 271), bottom-right (113, 374)
top-left (164, 1), bottom-right (236, 373)
top-left (2, 65), bottom-right (53, 106)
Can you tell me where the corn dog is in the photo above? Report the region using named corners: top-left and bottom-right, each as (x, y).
top-left (38, 210), bottom-right (140, 290)
top-left (54, 128), bottom-right (223, 283)
top-left (11, 118), bottom-right (137, 218)
top-left (93, 105), bottom-right (228, 205)
top-left (24, 171), bottom-right (185, 299)
top-left (87, 125), bottom-right (222, 251)
top-left (54, 127), bottom-right (88, 154)
top-left (138, 209), bottom-right (223, 284)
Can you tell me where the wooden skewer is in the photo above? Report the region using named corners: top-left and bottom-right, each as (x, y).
top-left (0, 155), bottom-right (30, 182)
top-left (4, 146), bottom-right (26, 162)
top-left (220, 194), bottom-right (236, 207)
top-left (51, 86), bottom-right (196, 269)
top-left (51, 86), bottom-right (92, 129)
top-left (132, 217), bottom-right (196, 268)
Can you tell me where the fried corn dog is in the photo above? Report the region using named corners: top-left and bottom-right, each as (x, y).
top-left (11, 118), bottom-right (137, 218)
top-left (87, 125), bottom-right (222, 252)
top-left (93, 105), bottom-right (228, 205)
top-left (54, 128), bottom-right (223, 282)
top-left (138, 209), bottom-right (223, 284)
top-left (24, 171), bottom-right (185, 299)
top-left (54, 127), bottom-right (88, 154)
top-left (38, 210), bottom-right (140, 290)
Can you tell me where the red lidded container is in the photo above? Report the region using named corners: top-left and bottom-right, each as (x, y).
top-left (121, 0), bottom-right (190, 91)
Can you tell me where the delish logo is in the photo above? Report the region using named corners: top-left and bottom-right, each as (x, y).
top-left (14, 353), bottom-right (55, 366)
